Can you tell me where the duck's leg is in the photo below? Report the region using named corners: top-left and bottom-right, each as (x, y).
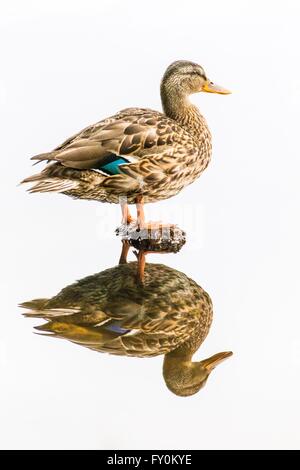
top-left (119, 240), bottom-right (130, 265)
top-left (135, 196), bottom-right (173, 232)
top-left (136, 250), bottom-right (146, 285)
top-left (135, 249), bottom-right (173, 285)
top-left (120, 198), bottom-right (134, 225)
top-left (136, 195), bottom-right (146, 229)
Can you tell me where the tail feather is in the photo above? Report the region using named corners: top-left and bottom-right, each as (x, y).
top-left (21, 305), bottom-right (81, 319)
top-left (26, 178), bottom-right (79, 193)
top-left (19, 298), bottom-right (49, 310)
top-left (20, 173), bottom-right (46, 184)
top-left (20, 164), bottom-right (80, 193)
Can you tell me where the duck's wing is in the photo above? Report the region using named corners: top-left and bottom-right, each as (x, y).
top-left (31, 299), bottom-right (203, 358)
top-left (22, 289), bottom-right (205, 358)
top-left (30, 108), bottom-right (195, 173)
top-left (93, 294), bottom-right (204, 357)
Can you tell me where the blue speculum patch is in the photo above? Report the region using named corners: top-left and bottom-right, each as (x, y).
top-left (100, 157), bottom-right (129, 175)
top-left (104, 323), bottom-right (130, 334)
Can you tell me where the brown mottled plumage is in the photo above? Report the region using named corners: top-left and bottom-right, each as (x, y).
top-left (21, 61), bottom-right (230, 215)
top-left (20, 262), bottom-right (232, 396)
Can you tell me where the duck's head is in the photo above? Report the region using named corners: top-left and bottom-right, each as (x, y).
top-left (163, 351), bottom-right (233, 397)
top-left (161, 60), bottom-right (231, 98)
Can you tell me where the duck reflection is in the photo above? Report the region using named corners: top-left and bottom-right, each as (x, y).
top-left (20, 260), bottom-right (232, 397)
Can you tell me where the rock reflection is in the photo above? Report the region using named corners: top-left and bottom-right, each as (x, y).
top-left (20, 260), bottom-right (232, 397)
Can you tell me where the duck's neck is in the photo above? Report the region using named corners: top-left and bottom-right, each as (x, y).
top-left (160, 85), bottom-right (208, 140)
top-left (163, 353), bottom-right (194, 395)
top-left (163, 351), bottom-right (192, 374)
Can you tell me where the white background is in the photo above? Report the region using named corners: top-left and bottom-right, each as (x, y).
top-left (1, 0), bottom-right (299, 450)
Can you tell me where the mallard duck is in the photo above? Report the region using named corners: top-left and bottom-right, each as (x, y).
top-left (21, 60), bottom-right (230, 227)
top-left (20, 262), bottom-right (232, 396)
